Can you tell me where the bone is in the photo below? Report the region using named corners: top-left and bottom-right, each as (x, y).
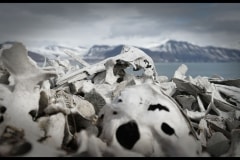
top-left (70, 95), bottom-right (96, 120)
top-left (159, 81), bottom-right (176, 96)
top-left (196, 95), bottom-right (206, 112)
top-left (210, 79), bottom-right (240, 88)
top-left (1, 42), bottom-right (56, 84)
top-left (57, 45), bottom-right (158, 86)
top-left (197, 119), bottom-right (210, 147)
top-left (39, 113), bottom-right (66, 148)
top-left (1, 42), bottom-right (239, 157)
top-left (215, 84), bottom-right (240, 105)
top-left (0, 42), bottom-right (56, 142)
top-left (173, 64), bottom-right (188, 80)
top-left (63, 49), bottom-right (90, 67)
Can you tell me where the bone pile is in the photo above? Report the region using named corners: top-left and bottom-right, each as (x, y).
top-left (0, 42), bottom-right (239, 157)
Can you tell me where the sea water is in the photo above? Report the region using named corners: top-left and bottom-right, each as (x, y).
top-left (155, 62), bottom-right (240, 79)
top-left (39, 61), bottom-right (240, 80)
top-left (125, 62), bottom-right (240, 80)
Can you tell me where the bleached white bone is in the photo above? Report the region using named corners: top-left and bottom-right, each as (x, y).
top-left (63, 49), bottom-right (90, 67)
top-left (173, 64), bottom-right (188, 80)
top-left (0, 42), bottom-right (56, 140)
top-left (57, 46), bottom-right (158, 86)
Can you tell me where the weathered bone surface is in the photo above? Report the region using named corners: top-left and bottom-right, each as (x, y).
top-left (98, 84), bottom-right (199, 156)
top-left (0, 42), bottom-right (239, 157)
top-left (57, 45), bottom-right (158, 86)
top-left (0, 43), bottom-right (56, 138)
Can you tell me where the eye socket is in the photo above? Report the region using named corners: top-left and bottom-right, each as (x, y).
top-left (117, 99), bottom-right (122, 103)
top-left (0, 106), bottom-right (6, 114)
top-left (113, 111), bottom-right (118, 115)
top-left (161, 122), bottom-right (175, 136)
top-left (116, 121), bottom-right (140, 150)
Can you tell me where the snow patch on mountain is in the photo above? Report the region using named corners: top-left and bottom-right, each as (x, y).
top-left (28, 44), bottom-right (88, 59)
top-left (84, 40), bottom-right (240, 63)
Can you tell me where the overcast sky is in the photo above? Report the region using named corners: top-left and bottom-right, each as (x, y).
top-left (0, 3), bottom-right (240, 49)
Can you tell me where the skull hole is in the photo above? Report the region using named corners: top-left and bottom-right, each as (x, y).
top-left (148, 104), bottom-right (169, 112)
top-left (161, 122), bottom-right (175, 136)
top-left (0, 106), bottom-right (6, 114)
top-left (0, 116), bottom-right (4, 123)
top-left (117, 99), bottom-right (122, 103)
top-left (116, 121), bottom-right (140, 150)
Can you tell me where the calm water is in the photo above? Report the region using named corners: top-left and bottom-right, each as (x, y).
top-left (154, 62), bottom-right (240, 79)
top-left (40, 61), bottom-right (240, 80)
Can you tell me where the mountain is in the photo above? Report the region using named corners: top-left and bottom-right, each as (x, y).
top-left (83, 40), bottom-right (240, 63)
top-left (29, 44), bottom-right (88, 59)
top-left (2, 40), bottom-right (240, 64)
top-left (149, 40), bottom-right (240, 62)
top-left (83, 45), bottom-right (124, 64)
top-left (28, 51), bottom-right (45, 62)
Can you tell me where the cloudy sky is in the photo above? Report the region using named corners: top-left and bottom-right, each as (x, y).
top-left (0, 3), bottom-right (240, 49)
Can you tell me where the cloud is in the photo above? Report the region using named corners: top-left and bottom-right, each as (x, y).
top-left (0, 3), bottom-right (239, 48)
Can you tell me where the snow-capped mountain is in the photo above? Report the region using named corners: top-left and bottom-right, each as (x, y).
top-left (2, 40), bottom-right (240, 63)
top-left (29, 44), bottom-right (88, 59)
top-left (1, 42), bottom-right (89, 63)
top-left (83, 45), bottom-right (124, 64)
top-left (148, 40), bottom-right (240, 62)
top-left (83, 40), bottom-right (240, 63)
top-left (86, 45), bottom-right (114, 57)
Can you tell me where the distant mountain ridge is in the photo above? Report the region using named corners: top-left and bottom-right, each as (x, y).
top-left (29, 44), bottom-right (88, 59)
top-left (84, 40), bottom-right (240, 63)
top-left (1, 40), bottom-right (240, 63)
